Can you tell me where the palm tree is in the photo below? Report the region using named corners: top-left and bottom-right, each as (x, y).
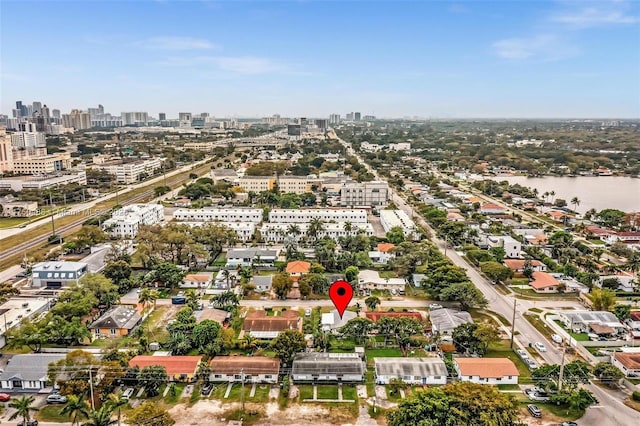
top-left (287, 224), bottom-right (301, 238)
top-left (82, 405), bottom-right (116, 426)
top-left (138, 288), bottom-right (151, 310)
top-left (106, 393), bottom-right (128, 426)
top-left (244, 333), bottom-right (258, 354)
top-left (343, 221), bottom-right (353, 233)
top-left (61, 394), bottom-right (90, 426)
top-left (550, 190), bottom-right (556, 203)
top-left (306, 218), bottom-right (324, 242)
top-left (571, 197), bottom-right (580, 212)
top-left (9, 395), bottom-right (38, 425)
top-left (542, 191), bottom-right (549, 203)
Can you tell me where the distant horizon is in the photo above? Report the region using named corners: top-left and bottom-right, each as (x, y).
top-left (1, 1), bottom-right (639, 117)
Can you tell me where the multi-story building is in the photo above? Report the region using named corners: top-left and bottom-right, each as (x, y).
top-left (173, 208), bottom-right (263, 223)
top-left (11, 152), bottom-right (72, 175)
top-left (380, 209), bottom-right (419, 240)
top-left (277, 176), bottom-right (313, 194)
top-left (238, 176), bottom-right (276, 193)
top-left (180, 221), bottom-right (256, 241)
top-left (340, 181), bottom-right (390, 207)
top-left (329, 114), bottom-right (340, 125)
top-left (0, 128), bottom-right (13, 173)
top-left (62, 109), bottom-right (92, 130)
top-left (31, 261), bottom-right (88, 288)
top-left (259, 222), bottom-right (374, 242)
top-left (97, 158), bottom-right (162, 184)
top-left (354, 112), bottom-right (361, 121)
top-left (10, 132), bottom-right (46, 149)
top-left (0, 171), bottom-right (87, 191)
top-left (102, 204), bottom-right (164, 238)
top-left (159, 113), bottom-right (166, 121)
top-left (121, 112), bottom-right (149, 126)
top-left (269, 208), bottom-right (368, 224)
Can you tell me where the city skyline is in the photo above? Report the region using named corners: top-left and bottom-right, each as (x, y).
top-left (1, 0), bottom-right (639, 118)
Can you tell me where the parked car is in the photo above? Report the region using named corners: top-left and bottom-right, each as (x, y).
top-left (17, 421), bottom-right (38, 426)
top-left (201, 382), bottom-right (214, 396)
top-left (305, 309), bottom-right (311, 317)
top-left (561, 422), bottom-right (578, 426)
top-left (515, 349), bottom-right (529, 359)
top-left (534, 342), bottom-right (547, 352)
top-left (526, 359), bottom-right (537, 370)
top-left (46, 394), bottom-right (68, 404)
top-left (524, 388), bottom-right (549, 402)
top-left (429, 303), bottom-right (443, 310)
top-left (527, 404), bottom-right (542, 418)
top-left (122, 387), bottom-right (135, 400)
top-left (551, 334), bottom-right (562, 344)
top-left (0, 393), bottom-right (10, 402)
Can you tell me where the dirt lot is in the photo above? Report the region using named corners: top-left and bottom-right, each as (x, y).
top-left (170, 400), bottom-right (361, 426)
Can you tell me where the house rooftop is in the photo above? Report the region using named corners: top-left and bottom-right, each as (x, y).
top-left (184, 274), bottom-right (211, 282)
top-left (455, 357), bottom-right (519, 378)
top-left (90, 305), bottom-right (142, 330)
top-left (366, 311), bottom-right (423, 322)
top-left (377, 243), bottom-right (395, 253)
top-left (292, 353), bottom-right (364, 376)
top-left (429, 308), bottom-right (472, 333)
top-left (286, 260), bottom-right (311, 274)
top-left (503, 259), bottom-right (544, 270)
top-left (530, 271), bottom-right (559, 290)
top-left (0, 354), bottom-right (66, 383)
top-left (243, 310), bottom-right (299, 333)
top-left (128, 355), bottom-right (202, 376)
top-left (374, 357), bottom-right (447, 378)
top-left (614, 352), bottom-right (640, 370)
top-left (209, 356), bottom-right (280, 375)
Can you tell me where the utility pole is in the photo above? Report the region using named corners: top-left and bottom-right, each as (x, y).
top-left (510, 299), bottom-right (517, 349)
top-left (49, 192), bottom-right (56, 236)
top-left (240, 368), bottom-right (245, 417)
top-left (88, 367), bottom-right (95, 410)
top-left (558, 345), bottom-right (567, 391)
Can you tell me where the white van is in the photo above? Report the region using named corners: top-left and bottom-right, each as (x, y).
top-left (551, 334), bottom-right (562, 344)
top-left (122, 388), bottom-right (135, 400)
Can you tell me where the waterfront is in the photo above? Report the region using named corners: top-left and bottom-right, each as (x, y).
top-left (489, 176), bottom-right (640, 214)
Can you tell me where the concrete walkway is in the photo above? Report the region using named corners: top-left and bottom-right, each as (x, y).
top-left (249, 383), bottom-right (257, 397)
top-left (223, 382), bottom-right (233, 398)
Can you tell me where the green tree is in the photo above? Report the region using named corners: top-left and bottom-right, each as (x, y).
top-left (571, 197), bottom-right (580, 212)
top-left (8, 395), bottom-right (38, 425)
top-left (192, 320), bottom-right (222, 353)
top-left (480, 261), bottom-right (513, 284)
top-left (339, 318), bottom-right (374, 345)
top-left (489, 246), bottom-right (506, 262)
top-left (522, 259), bottom-right (534, 280)
top-left (596, 209), bottom-right (626, 229)
top-left (138, 365), bottom-right (168, 397)
top-left (211, 290), bottom-right (239, 311)
top-left (386, 226), bottom-right (405, 244)
top-left (151, 262), bottom-right (185, 287)
top-left (593, 362), bottom-right (624, 386)
top-left (102, 261), bottom-right (132, 288)
top-left (106, 393), bottom-right (128, 426)
top-left (386, 382), bottom-right (521, 426)
top-left (82, 405), bottom-right (116, 426)
top-left (345, 265), bottom-right (359, 283)
top-left (272, 273), bottom-right (293, 300)
top-left (591, 288), bottom-right (616, 311)
top-left (365, 296), bottom-right (381, 311)
top-left (271, 329), bottom-right (306, 364)
top-left (61, 394), bottom-right (90, 426)
top-left (126, 401), bottom-right (174, 426)
top-left (613, 304), bottom-right (631, 321)
top-left (439, 282), bottom-right (487, 310)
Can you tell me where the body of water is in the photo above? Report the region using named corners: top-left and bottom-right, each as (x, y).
top-left (488, 176), bottom-right (640, 214)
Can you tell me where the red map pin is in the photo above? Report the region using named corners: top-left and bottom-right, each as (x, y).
top-left (329, 280), bottom-right (353, 319)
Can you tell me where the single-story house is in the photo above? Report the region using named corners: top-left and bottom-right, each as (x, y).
top-left (612, 352), bottom-right (640, 378)
top-left (90, 305), bottom-right (142, 337)
top-left (292, 353), bottom-right (365, 382)
top-left (209, 356), bottom-right (280, 383)
top-left (195, 307), bottom-right (230, 325)
top-left (321, 309), bottom-right (357, 331)
top-left (225, 248), bottom-right (277, 268)
top-left (243, 310), bottom-right (301, 339)
top-left (530, 271), bottom-right (560, 293)
top-left (454, 357), bottom-right (519, 385)
top-left (368, 243), bottom-right (396, 264)
top-left (598, 272), bottom-right (638, 293)
top-left (251, 275), bottom-right (273, 292)
top-left (181, 273), bottom-right (213, 289)
top-left (559, 311), bottom-right (626, 335)
top-left (429, 308), bottom-right (472, 335)
top-left (0, 354), bottom-right (66, 390)
top-left (503, 259), bottom-right (546, 273)
top-left (365, 311), bottom-right (423, 322)
top-left (357, 270), bottom-right (406, 292)
top-left (128, 355), bottom-right (202, 382)
top-left (286, 260), bottom-right (310, 282)
top-left (374, 357), bottom-right (447, 385)
top-left (480, 203), bottom-right (506, 215)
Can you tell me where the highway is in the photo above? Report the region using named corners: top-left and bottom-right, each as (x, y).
top-left (337, 136), bottom-right (639, 425)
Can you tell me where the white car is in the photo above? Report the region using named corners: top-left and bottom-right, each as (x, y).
top-left (534, 342), bottom-right (547, 352)
top-left (551, 334), bottom-right (562, 344)
top-left (429, 303), bottom-right (444, 310)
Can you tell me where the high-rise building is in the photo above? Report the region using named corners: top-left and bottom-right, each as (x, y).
top-left (354, 112), bottom-right (361, 121)
top-left (88, 104), bottom-right (105, 118)
top-left (121, 112), bottom-right (149, 126)
top-left (0, 127), bottom-right (13, 173)
top-left (315, 119), bottom-right (328, 130)
top-left (62, 110), bottom-right (92, 130)
top-left (41, 105), bottom-right (50, 121)
top-left (329, 114), bottom-right (340, 125)
top-left (52, 109), bottom-right (61, 119)
top-left (11, 132), bottom-right (47, 149)
top-left (178, 112), bottom-right (192, 128)
top-left (158, 112), bottom-right (166, 121)
top-left (32, 102), bottom-right (42, 116)
top-left (346, 112), bottom-right (354, 121)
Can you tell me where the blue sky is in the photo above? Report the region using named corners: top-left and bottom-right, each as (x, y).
top-left (1, 0), bottom-right (639, 118)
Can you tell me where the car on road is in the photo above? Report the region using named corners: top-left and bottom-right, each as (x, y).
top-left (17, 421), bottom-right (38, 426)
top-left (515, 349), bottom-right (529, 359)
top-left (429, 303), bottom-right (443, 310)
top-left (46, 393), bottom-right (68, 404)
top-left (0, 393), bottom-right (10, 401)
top-left (551, 334), bottom-right (562, 344)
top-left (561, 422), bottom-right (578, 426)
top-left (527, 404), bottom-right (542, 418)
top-left (534, 342), bottom-right (547, 352)
top-left (201, 382), bottom-right (214, 396)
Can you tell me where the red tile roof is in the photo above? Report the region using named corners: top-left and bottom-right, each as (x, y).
top-left (503, 259), bottom-right (544, 271)
top-left (456, 358), bottom-right (519, 378)
top-left (377, 243), bottom-right (395, 253)
top-left (243, 310), bottom-right (300, 332)
top-left (530, 271), bottom-right (559, 290)
top-left (209, 356), bottom-right (280, 375)
top-left (614, 352), bottom-right (640, 370)
top-left (365, 311), bottom-right (423, 322)
top-left (129, 356), bottom-right (202, 376)
top-left (286, 260), bottom-right (311, 274)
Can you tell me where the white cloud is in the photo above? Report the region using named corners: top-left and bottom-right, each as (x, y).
top-left (550, 1), bottom-right (638, 28)
top-left (157, 55), bottom-right (285, 75)
top-left (137, 36), bottom-right (216, 50)
top-left (492, 34), bottom-right (577, 61)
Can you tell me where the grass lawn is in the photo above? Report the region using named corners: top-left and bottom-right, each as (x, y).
top-left (342, 385), bottom-right (358, 401)
top-left (379, 271), bottom-right (397, 279)
top-left (497, 384), bottom-right (521, 390)
top-left (251, 385), bottom-right (272, 403)
top-left (211, 383), bottom-right (230, 399)
top-left (365, 369), bottom-right (375, 397)
top-left (317, 385), bottom-right (338, 400)
top-left (164, 383), bottom-right (186, 404)
top-left (510, 278), bottom-right (530, 286)
top-left (530, 401), bottom-right (584, 420)
top-left (486, 341), bottom-right (532, 383)
top-left (587, 239), bottom-right (605, 245)
top-left (299, 384), bottom-right (314, 400)
top-left (37, 405), bottom-right (73, 422)
top-left (529, 308), bottom-right (543, 313)
top-left (570, 332), bottom-right (589, 341)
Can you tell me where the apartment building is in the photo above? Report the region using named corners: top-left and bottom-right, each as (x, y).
top-left (0, 128), bottom-right (12, 173)
top-left (340, 181), bottom-right (389, 207)
top-left (180, 221), bottom-right (256, 241)
top-left (102, 204), bottom-right (164, 238)
top-left (238, 176), bottom-right (276, 192)
top-left (260, 222), bottom-right (374, 242)
top-left (97, 158), bottom-right (162, 184)
top-left (380, 209), bottom-right (419, 240)
top-left (31, 261), bottom-right (88, 288)
top-left (278, 176), bottom-right (314, 194)
top-left (269, 208), bottom-right (368, 223)
top-left (173, 208), bottom-right (263, 223)
top-left (10, 132), bottom-right (46, 148)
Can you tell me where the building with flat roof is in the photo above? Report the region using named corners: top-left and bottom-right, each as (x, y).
top-left (260, 222), bottom-right (373, 243)
top-left (292, 353), bottom-right (365, 382)
top-left (96, 158), bottom-right (162, 184)
top-left (340, 181), bottom-right (389, 207)
top-left (357, 269), bottom-right (406, 292)
top-left (374, 357), bottom-right (447, 385)
top-left (225, 248), bottom-right (277, 268)
top-left (558, 311), bottom-right (625, 335)
top-left (31, 261), bottom-right (88, 288)
top-left (11, 152), bottom-right (72, 175)
top-left (173, 208), bottom-right (263, 223)
top-left (0, 171), bottom-right (87, 191)
top-left (0, 297), bottom-right (51, 347)
top-left (209, 356), bottom-right (280, 383)
top-left (102, 204), bottom-right (164, 238)
top-left (268, 208), bottom-right (368, 223)
top-left (380, 209), bottom-right (419, 240)
top-left (238, 176), bottom-right (276, 192)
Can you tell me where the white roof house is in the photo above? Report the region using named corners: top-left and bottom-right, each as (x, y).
top-left (429, 308), bottom-right (473, 335)
top-left (374, 357), bottom-right (448, 385)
